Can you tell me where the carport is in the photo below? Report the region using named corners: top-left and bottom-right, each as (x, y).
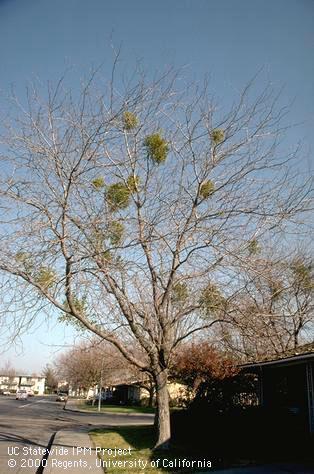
top-left (241, 343), bottom-right (314, 434)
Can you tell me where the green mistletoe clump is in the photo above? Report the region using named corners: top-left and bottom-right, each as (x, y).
top-left (123, 111), bottom-right (139, 130)
top-left (107, 182), bottom-right (131, 211)
top-left (144, 133), bottom-right (169, 164)
top-left (247, 239), bottom-right (260, 255)
top-left (211, 129), bottom-right (225, 145)
top-left (127, 174), bottom-right (140, 192)
top-left (171, 282), bottom-right (188, 304)
top-left (199, 283), bottom-right (225, 315)
top-left (108, 221), bottom-right (124, 246)
top-left (92, 176), bottom-right (105, 190)
top-left (34, 267), bottom-right (56, 291)
top-left (200, 180), bottom-right (215, 199)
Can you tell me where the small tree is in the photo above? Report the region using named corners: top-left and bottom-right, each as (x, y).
top-left (57, 344), bottom-right (105, 396)
top-left (0, 66), bottom-right (312, 447)
top-left (42, 364), bottom-right (58, 393)
top-left (55, 340), bottom-right (149, 399)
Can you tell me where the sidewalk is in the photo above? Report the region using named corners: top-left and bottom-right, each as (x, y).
top-left (45, 427), bottom-right (103, 474)
top-left (44, 400), bottom-right (154, 473)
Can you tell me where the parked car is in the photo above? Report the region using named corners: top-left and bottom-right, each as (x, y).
top-left (16, 390), bottom-right (28, 400)
top-left (2, 390), bottom-right (11, 396)
top-left (56, 392), bottom-right (68, 402)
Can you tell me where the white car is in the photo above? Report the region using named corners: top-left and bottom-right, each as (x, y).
top-left (16, 390), bottom-right (28, 400)
top-left (2, 390), bottom-right (11, 396)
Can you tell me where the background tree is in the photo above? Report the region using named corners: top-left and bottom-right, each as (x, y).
top-left (1, 360), bottom-right (17, 376)
top-left (215, 249), bottom-right (314, 360)
top-left (55, 340), bottom-right (153, 400)
top-left (0, 67), bottom-right (312, 447)
top-left (42, 364), bottom-right (58, 393)
top-left (56, 343), bottom-right (103, 397)
top-left (0, 361), bottom-right (17, 392)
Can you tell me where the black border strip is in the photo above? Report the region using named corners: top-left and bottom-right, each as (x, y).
top-left (36, 431), bottom-right (57, 474)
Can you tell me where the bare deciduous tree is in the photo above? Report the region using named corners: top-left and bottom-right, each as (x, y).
top-left (0, 66), bottom-right (312, 447)
top-left (216, 250), bottom-right (314, 360)
top-left (0, 361), bottom-right (17, 392)
top-left (55, 340), bottom-right (149, 399)
top-left (42, 364), bottom-right (58, 393)
top-left (56, 344), bottom-right (104, 397)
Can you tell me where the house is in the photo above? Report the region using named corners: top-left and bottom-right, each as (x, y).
top-left (72, 370), bottom-right (188, 406)
top-left (111, 383), bottom-right (141, 404)
top-left (0, 374), bottom-right (46, 395)
top-left (241, 342), bottom-right (314, 435)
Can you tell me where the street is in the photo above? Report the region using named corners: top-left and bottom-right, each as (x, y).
top-left (0, 395), bottom-right (153, 473)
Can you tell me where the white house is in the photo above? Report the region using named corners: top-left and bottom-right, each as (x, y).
top-left (0, 374), bottom-right (46, 395)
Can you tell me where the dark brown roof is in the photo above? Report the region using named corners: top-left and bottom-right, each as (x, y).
top-left (241, 342), bottom-right (314, 368)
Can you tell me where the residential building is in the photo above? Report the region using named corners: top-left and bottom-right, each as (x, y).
top-left (0, 374), bottom-right (45, 395)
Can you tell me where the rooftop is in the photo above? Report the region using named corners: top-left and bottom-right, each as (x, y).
top-left (241, 342), bottom-right (314, 369)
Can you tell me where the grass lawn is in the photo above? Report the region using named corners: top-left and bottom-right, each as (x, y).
top-left (79, 401), bottom-right (155, 414)
top-left (90, 425), bottom-right (212, 473)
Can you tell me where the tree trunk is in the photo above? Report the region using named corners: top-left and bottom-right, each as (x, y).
top-left (154, 369), bottom-right (170, 449)
top-left (148, 386), bottom-right (154, 407)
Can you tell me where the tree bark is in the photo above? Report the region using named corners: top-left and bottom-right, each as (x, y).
top-left (148, 386), bottom-right (154, 408)
top-left (154, 369), bottom-right (170, 449)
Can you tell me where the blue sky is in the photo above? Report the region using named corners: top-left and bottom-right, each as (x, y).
top-left (0, 0), bottom-right (313, 373)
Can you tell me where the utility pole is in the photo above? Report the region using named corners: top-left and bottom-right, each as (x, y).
top-left (98, 360), bottom-right (104, 412)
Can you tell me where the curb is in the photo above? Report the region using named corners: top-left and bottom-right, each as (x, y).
top-left (65, 400), bottom-right (155, 417)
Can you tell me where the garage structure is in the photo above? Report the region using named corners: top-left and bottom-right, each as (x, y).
top-left (241, 343), bottom-right (314, 435)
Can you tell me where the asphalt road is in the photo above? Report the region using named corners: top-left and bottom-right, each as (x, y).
top-left (0, 395), bottom-right (153, 473)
